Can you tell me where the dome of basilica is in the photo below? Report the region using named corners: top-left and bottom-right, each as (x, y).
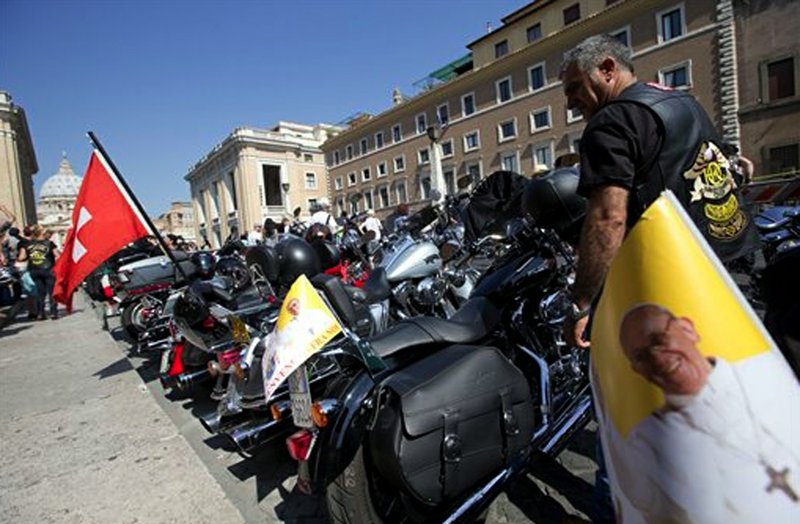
top-left (39, 155), bottom-right (82, 199)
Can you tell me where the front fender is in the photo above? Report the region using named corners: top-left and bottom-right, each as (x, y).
top-left (309, 370), bottom-right (377, 485)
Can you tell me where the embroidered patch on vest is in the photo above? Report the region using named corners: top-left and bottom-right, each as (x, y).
top-left (683, 142), bottom-right (748, 240)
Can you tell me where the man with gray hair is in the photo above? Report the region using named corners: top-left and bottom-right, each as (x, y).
top-left (559, 34), bottom-right (759, 350)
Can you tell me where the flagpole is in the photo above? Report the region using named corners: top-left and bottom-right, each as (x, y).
top-left (87, 131), bottom-right (190, 282)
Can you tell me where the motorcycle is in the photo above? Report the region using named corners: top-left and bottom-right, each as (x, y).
top-left (263, 170), bottom-right (593, 522)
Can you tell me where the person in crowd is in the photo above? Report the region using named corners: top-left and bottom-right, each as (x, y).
top-left (262, 218), bottom-right (279, 247)
top-left (558, 34), bottom-right (761, 524)
top-left (248, 224), bottom-right (263, 245)
top-left (17, 225), bottom-right (59, 320)
top-left (606, 303), bottom-right (800, 523)
top-left (384, 203), bottom-right (410, 234)
top-left (309, 198), bottom-right (338, 234)
top-left (559, 34), bottom-right (760, 350)
top-left (361, 209), bottom-right (383, 253)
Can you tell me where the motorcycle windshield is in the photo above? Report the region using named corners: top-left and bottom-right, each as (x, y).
top-left (461, 170), bottom-right (529, 244)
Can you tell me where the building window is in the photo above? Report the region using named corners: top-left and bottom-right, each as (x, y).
top-left (501, 151), bottom-right (519, 173)
top-left (420, 175), bottom-right (432, 200)
top-left (346, 145), bottom-right (353, 160)
top-left (526, 23), bottom-right (542, 43)
top-left (465, 161), bottom-right (482, 183)
top-left (418, 148), bottom-right (430, 165)
top-left (441, 139), bottom-right (454, 158)
top-left (375, 131), bottom-right (384, 149)
top-left (348, 172), bottom-right (357, 187)
top-left (530, 107), bottom-right (551, 132)
top-left (350, 197), bottom-right (359, 215)
top-left (495, 39), bottom-right (509, 58)
top-left (377, 161), bottom-right (388, 177)
top-left (496, 76), bottom-right (513, 103)
top-left (444, 169), bottom-right (456, 195)
top-left (364, 191), bottom-right (374, 210)
top-left (498, 119), bottom-right (517, 142)
top-left (334, 150), bottom-right (340, 165)
top-left (261, 165), bottom-right (283, 207)
top-left (416, 112), bottom-right (427, 134)
top-left (610, 26), bottom-right (631, 47)
top-left (305, 172), bottom-right (317, 189)
top-left (304, 153), bottom-right (314, 162)
top-left (362, 167), bottom-right (371, 182)
top-left (563, 3), bottom-right (580, 25)
top-left (392, 123), bottom-right (402, 143)
top-left (567, 107), bottom-right (583, 123)
top-left (768, 144), bottom-right (799, 175)
top-left (464, 131), bottom-right (481, 152)
top-left (394, 155), bottom-right (406, 173)
top-left (436, 103), bottom-right (449, 126)
top-left (657, 4), bottom-right (685, 43)
top-left (462, 92), bottom-right (475, 117)
top-left (528, 62), bottom-right (546, 91)
top-left (360, 138), bottom-right (368, 155)
top-left (395, 182), bottom-right (407, 203)
top-left (378, 186), bottom-right (390, 208)
top-left (534, 142), bottom-right (553, 168)
top-left (659, 61), bottom-right (692, 89)
top-left (765, 57), bottom-right (796, 101)
top-left (308, 198), bottom-right (318, 211)
top-left (335, 176), bottom-right (343, 190)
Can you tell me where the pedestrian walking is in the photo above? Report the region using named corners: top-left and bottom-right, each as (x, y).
top-left (17, 225), bottom-right (60, 320)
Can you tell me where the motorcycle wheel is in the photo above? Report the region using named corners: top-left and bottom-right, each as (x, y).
top-left (326, 445), bottom-right (384, 524)
top-left (121, 299), bottom-right (148, 339)
top-left (327, 444), bottom-right (431, 524)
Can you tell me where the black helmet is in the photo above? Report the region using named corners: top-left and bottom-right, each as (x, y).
top-left (522, 167), bottom-right (586, 244)
top-left (216, 256), bottom-right (251, 291)
top-left (190, 251), bottom-right (216, 279)
top-left (309, 239), bottom-right (341, 271)
top-left (173, 288), bottom-right (209, 328)
top-left (275, 237), bottom-right (321, 287)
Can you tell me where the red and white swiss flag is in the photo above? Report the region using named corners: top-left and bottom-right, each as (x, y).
top-left (53, 150), bottom-right (151, 308)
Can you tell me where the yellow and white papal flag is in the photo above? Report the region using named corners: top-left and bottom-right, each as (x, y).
top-left (591, 192), bottom-right (800, 524)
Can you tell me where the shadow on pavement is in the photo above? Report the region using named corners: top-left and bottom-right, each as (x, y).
top-left (93, 357), bottom-right (135, 379)
top-left (0, 323), bottom-right (32, 339)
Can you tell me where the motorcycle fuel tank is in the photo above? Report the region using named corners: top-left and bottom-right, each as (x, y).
top-left (382, 238), bottom-right (443, 282)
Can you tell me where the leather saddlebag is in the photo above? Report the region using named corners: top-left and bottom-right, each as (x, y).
top-left (369, 345), bottom-right (534, 506)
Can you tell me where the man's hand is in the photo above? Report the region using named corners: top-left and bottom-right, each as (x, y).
top-left (565, 315), bottom-right (591, 349)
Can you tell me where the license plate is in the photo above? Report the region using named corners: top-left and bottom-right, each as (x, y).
top-left (288, 367), bottom-right (313, 428)
top-left (159, 349), bottom-right (171, 374)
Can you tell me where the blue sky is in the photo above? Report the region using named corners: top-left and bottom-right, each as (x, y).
top-left (2, 0), bottom-right (525, 215)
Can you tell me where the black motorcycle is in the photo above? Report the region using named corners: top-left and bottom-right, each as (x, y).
top-left (264, 169), bottom-right (593, 523)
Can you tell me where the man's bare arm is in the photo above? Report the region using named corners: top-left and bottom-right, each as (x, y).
top-left (572, 185), bottom-right (629, 309)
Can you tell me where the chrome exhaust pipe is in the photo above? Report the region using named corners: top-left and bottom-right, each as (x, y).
top-left (159, 368), bottom-right (211, 390)
top-left (223, 416), bottom-right (288, 456)
top-left (198, 410), bottom-right (248, 434)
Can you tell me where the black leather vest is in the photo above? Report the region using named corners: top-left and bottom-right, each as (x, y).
top-left (609, 82), bottom-right (760, 262)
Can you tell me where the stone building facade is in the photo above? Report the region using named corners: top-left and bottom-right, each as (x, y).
top-left (322, 0), bottom-right (796, 218)
top-left (0, 91), bottom-right (38, 226)
top-left (185, 122), bottom-right (340, 249)
top-left (152, 201), bottom-right (196, 244)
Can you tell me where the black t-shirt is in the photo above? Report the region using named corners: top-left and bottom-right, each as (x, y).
top-left (27, 239), bottom-right (55, 270)
top-left (577, 102), bottom-right (662, 224)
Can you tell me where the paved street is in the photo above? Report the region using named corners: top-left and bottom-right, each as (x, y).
top-left (0, 293), bottom-right (600, 524)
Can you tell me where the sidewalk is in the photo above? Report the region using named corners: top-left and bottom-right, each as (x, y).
top-left (0, 294), bottom-right (244, 524)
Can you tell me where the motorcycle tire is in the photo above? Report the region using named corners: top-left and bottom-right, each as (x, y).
top-left (121, 299), bottom-right (146, 339)
top-left (326, 445), bottom-right (384, 524)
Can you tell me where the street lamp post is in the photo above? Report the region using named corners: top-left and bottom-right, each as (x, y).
top-left (281, 182), bottom-right (291, 216)
top-left (426, 124), bottom-right (447, 205)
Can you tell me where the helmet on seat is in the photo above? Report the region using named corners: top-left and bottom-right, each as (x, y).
top-left (190, 251), bottom-right (216, 280)
top-left (216, 256), bottom-right (251, 290)
top-left (173, 288), bottom-right (209, 328)
top-left (522, 167), bottom-right (587, 244)
top-left (275, 238), bottom-right (322, 287)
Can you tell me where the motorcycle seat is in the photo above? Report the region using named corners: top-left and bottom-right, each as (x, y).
top-left (232, 286), bottom-right (267, 311)
top-left (369, 297), bottom-right (501, 359)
